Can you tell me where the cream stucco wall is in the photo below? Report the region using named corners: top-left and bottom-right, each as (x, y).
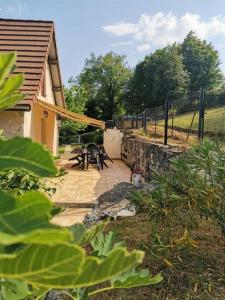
top-left (43, 63), bottom-right (56, 105)
top-left (0, 111), bottom-right (24, 138)
top-left (1, 63), bottom-right (59, 156)
top-left (29, 103), bottom-right (57, 154)
top-left (23, 62), bottom-right (59, 155)
top-left (45, 63), bottom-right (59, 156)
top-left (103, 129), bottom-right (123, 159)
top-left (23, 110), bottom-right (32, 137)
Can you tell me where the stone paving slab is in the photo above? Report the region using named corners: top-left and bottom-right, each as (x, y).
top-left (52, 208), bottom-right (92, 227)
top-left (51, 157), bottom-right (131, 226)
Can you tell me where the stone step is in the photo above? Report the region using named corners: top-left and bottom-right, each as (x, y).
top-left (55, 202), bottom-right (97, 209)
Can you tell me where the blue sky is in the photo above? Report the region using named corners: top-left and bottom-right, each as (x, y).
top-left (1, 0), bottom-right (225, 84)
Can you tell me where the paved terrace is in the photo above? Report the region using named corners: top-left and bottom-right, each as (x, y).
top-left (51, 146), bottom-right (130, 226)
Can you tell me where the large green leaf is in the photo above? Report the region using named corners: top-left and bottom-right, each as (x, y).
top-left (0, 190), bottom-right (145, 289)
top-left (1, 280), bottom-right (30, 300)
top-left (91, 231), bottom-right (125, 256)
top-left (0, 93), bottom-right (24, 111)
top-left (0, 52), bottom-right (24, 110)
top-left (0, 191), bottom-right (71, 245)
top-left (0, 52), bottom-right (16, 86)
top-left (0, 74), bottom-right (23, 99)
top-left (112, 269), bottom-right (163, 289)
top-left (89, 268), bottom-right (162, 297)
top-left (70, 221), bottom-right (107, 246)
top-left (0, 137), bottom-right (57, 176)
top-left (72, 248), bottom-right (144, 288)
top-left (0, 244), bottom-right (144, 288)
top-left (0, 228), bottom-right (72, 246)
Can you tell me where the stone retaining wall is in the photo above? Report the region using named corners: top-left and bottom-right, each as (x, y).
top-left (121, 134), bottom-right (184, 179)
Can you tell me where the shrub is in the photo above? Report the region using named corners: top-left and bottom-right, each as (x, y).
top-left (0, 169), bottom-right (56, 195)
top-left (152, 140), bottom-right (225, 235)
top-left (134, 139), bottom-right (225, 250)
top-left (59, 131), bottom-right (103, 145)
top-left (131, 140), bottom-right (225, 298)
top-left (80, 130), bottom-right (103, 144)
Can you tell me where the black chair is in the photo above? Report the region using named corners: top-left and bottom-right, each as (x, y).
top-left (87, 143), bottom-right (102, 170)
top-left (99, 145), bottom-right (113, 168)
top-left (69, 147), bottom-right (87, 170)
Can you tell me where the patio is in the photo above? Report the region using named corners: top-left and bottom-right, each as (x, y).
top-left (51, 147), bottom-right (131, 226)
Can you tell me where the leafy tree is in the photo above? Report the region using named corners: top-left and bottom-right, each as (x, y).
top-left (123, 60), bottom-right (146, 114)
top-left (79, 52), bottom-right (132, 120)
top-left (125, 45), bottom-right (189, 113)
top-left (181, 31), bottom-right (224, 91)
top-left (59, 78), bottom-right (88, 141)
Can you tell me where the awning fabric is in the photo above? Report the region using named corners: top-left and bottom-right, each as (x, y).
top-left (37, 98), bottom-right (105, 129)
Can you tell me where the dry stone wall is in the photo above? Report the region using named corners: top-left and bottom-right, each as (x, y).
top-left (121, 134), bottom-right (184, 179)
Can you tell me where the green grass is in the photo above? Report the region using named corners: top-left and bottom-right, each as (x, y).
top-left (165, 107), bottom-right (225, 134)
top-left (154, 107), bottom-right (224, 133)
top-left (96, 213), bottom-right (225, 300)
top-left (58, 145), bottom-right (65, 155)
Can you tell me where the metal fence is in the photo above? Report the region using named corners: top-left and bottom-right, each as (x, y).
top-left (107, 89), bottom-right (225, 145)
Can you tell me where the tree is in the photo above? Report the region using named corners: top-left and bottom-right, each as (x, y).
top-left (59, 78), bottom-right (88, 141)
top-left (123, 61), bottom-right (146, 114)
top-left (125, 45), bottom-right (189, 112)
top-left (79, 52), bottom-right (132, 120)
top-left (181, 31), bottom-right (223, 91)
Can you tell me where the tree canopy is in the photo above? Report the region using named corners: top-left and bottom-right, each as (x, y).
top-left (59, 78), bottom-right (88, 140)
top-left (79, 52), bottom-right (132, 120)
top-left (181, 32), bottom-right (223, 91)
top-left (124, 32), bottom-right (224, 113)
top-left (125, 44), bottom-right (189, 113)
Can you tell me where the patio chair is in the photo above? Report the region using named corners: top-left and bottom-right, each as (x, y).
top-left (69, 146), bottom-right (87, 170)
top-left (99, 145), bottom-right (114, 168)
top-left (87, 143), bottom-right (102, 170)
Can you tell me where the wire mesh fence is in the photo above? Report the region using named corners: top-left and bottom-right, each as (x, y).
top-left (107, 89), bottom-right (225, 145)
top-left (204, 92), bottom-right (225, 137)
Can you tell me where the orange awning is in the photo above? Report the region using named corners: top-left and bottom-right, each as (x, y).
top-left (37, 98), bottom-right (105, 129)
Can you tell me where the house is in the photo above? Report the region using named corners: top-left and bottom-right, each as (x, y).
top-left (0, 19), bottom-right (65, 155)
top-left (0, 19), bottom-right (105, 156)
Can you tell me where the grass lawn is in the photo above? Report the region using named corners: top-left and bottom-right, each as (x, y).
top-left (93, 213), bottom-right (225, 300)
top-left (58, 143), bottom-right (84, 156)
top-left (160, 107), bottom-right (225, 134)
top-left (59, 145), bottom-right (65, 155)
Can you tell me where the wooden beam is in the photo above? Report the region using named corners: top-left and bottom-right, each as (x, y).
top-left (37, 98), bottom-right (105, 129)
top-left (48, 59), bottom-right (58, 65)
top-left (52, 87), bottom-right (62, 92)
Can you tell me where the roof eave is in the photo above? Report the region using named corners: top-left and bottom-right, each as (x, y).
top-left (48, 25), bottom-right (65, 108)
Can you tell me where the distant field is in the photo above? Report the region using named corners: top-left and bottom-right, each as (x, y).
top-left (158, 107), bottom-right (225, 134)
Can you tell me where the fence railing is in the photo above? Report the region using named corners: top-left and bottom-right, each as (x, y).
top-left (106, 89), bottom-right (225, 145)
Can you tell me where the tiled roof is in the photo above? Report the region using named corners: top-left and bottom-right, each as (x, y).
top-left (0, 19), bottom-right (64, 107)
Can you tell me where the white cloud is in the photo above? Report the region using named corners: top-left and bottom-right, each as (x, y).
top-left (111, 41), bottom-right (134, 47)
top-left (103, 12), bottom-right (225, 49)
top-left (137, 43), bottom-right (151, 52)
top-left (104, 22), bottom-right (138, 36)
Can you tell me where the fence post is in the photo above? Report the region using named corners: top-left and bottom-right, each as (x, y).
top-left (171, 103), bottom-right (174, 137)
top-left (144, 110), bottom-right (147, 133)
top-left (202, 89), bottom-right (205, 139)
top-left (164, 98), bottom-right (169, 145)
top-left (198, 88), bottom-right (205, 140)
